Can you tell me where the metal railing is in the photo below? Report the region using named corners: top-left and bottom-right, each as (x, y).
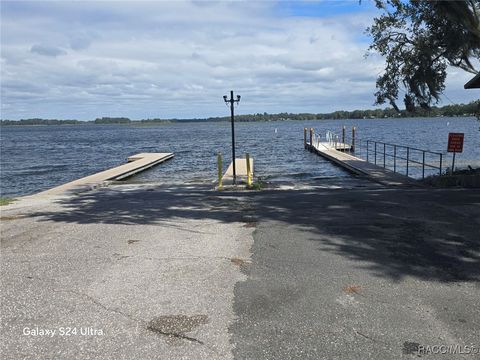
top-left (325, 130), bottom-right (337, 147)
top-left (308, 128), bottom-right (444, 179)
top-left (326, 130), bottom-right (345, 150)
top-left (352, 138), bottom-right (443, 179)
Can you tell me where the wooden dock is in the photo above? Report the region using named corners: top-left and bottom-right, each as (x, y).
top-left (307, 142), bottom-right (419, 187)
top-left (222, 158), bottom-right (254, 184)
top-left (38, 152), bottom-right (174, 195)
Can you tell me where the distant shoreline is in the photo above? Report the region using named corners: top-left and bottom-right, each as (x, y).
top-left (0, 116), bottom-right (477, 127)
top-left (1, 115), bottom-right (478, 127)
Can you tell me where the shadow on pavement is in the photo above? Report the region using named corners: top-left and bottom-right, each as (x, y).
top-left (28, 184), bottom-right (480, 283)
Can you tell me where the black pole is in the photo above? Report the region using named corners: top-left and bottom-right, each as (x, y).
top-left (230, 90), bottom-right (236, 184)
top-left (452, 151), bottom-right (456, 174)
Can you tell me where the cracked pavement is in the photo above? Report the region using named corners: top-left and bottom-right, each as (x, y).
top-left (1, 184), bottom-right (254, 359)
top-left (1, 183), bottom-right (479, 359)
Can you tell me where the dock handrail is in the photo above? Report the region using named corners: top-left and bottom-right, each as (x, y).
top-left (352, 137), bottom-right (443, 179)
top-left (308, 128), bottom-right (444, 179)
top-left (325, 130), bottom-right (340, 149)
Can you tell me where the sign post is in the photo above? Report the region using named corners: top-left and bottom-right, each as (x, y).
top-left (447, 133), bottom-right (464, 173)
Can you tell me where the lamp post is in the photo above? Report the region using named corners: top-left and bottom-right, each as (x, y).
top-left (223, 90), bottom-right (241, 184)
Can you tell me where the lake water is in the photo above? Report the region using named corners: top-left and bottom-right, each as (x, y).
top-left (1, 117), bottom-right (479, 197)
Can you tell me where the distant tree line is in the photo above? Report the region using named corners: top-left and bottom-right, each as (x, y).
top-left (1, 101), bottom-right (478, 126)
top-left (0, 118), bottom-right (83, 125)
top-left (94, 117), bottom-right (131, 124)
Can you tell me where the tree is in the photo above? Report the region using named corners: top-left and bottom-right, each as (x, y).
top-left (367, 0), bottom-right (480, 111)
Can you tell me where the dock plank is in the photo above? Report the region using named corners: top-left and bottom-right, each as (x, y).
top-left (37, 152), bottom-right (174, 195)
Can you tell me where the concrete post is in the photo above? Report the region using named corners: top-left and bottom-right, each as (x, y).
top-left (246, 153), bottom-right (252, 187)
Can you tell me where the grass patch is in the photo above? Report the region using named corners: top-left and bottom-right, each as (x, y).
top-left (246, 180), bottom-right (266, 191)
top-left (449, 167), bottom-right (480, 176)
top-left (0, 197), bottom-right (15, 206)
top-left (423, 167), bottom-right (480, 188)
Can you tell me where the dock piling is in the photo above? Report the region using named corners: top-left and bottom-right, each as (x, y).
top-left (309, 128), bottom-right (313, 151)
top-left (304, 128), bottom-right (307, 148)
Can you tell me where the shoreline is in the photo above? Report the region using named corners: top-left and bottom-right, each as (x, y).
top-left (1, 115), bottom-right (478, 127)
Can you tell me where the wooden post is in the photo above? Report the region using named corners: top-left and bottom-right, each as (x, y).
top-left (309, 128), bottom-right (313, 150)
top-left (217, 152), bottom-right (223, 190)
top-left (246, 153), bottom-right (252, 187)
top-left (304, 128), bottom-right (307, 149)
top-left (342, 126), bottom-right (346, 145)
top-left (351, 127), bottom-right (356, 152)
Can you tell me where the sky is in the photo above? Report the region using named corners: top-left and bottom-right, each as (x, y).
top-left (1, 0), bottom-right (479, 120)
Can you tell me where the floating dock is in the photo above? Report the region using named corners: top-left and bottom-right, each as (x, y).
top-left (307, 142), bottom-right (418, 187)
top-left (38, 152), bottom-right (174, 195)
top-left (222, 158), bottom-right (254, 184)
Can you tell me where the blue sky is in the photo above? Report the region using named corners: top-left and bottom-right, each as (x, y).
top-left (1, 0), bottom-right (478, 120)
top-left (275, 1), bottom-right (373, 18)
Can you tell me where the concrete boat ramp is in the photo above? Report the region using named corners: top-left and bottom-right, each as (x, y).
top-left (2, 182), bottom-right (479, 359)
top-left (38, 152), bottom-right (173, 195)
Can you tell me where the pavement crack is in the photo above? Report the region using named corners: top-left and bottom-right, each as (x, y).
top-left (59, 289), bottom-right (140, 324)
top-left (146, 327), bottom-right (205, 345)
top-left (57, 295), bottom-right (213, 349)
top-left (146, 314), bottom-right (209, 346)
top-left (352, 327), bottom-right (384, 344)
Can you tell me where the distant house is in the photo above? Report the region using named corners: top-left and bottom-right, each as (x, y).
top-left (464, 72), bottom-right (480, 89)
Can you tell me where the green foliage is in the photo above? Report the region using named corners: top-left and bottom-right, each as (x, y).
top-left (94, 117), bottom-right (131, 124)
top-left (247, 181), bottom-right (266, 191)
top-left (367, 0), bottom-right (480, 111)
top-left (0, 197), bottom-right (15, 206)
top-left (0, 118), bottom-right (82, 125)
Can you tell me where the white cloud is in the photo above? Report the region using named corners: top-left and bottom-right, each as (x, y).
top-left (1, 1), bottom-right (478, 120)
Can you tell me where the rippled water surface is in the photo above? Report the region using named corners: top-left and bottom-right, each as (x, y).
top-left (1, 117), bottom-right (479, 197)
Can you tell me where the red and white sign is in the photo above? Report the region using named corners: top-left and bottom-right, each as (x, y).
top-left (447, 133), bottom-right (464, 153)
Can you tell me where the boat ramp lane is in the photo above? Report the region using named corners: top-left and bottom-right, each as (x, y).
top-left (304, 128), bottom-right (422, 187)
top-left (36, 152), bottom-right (174, 196)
